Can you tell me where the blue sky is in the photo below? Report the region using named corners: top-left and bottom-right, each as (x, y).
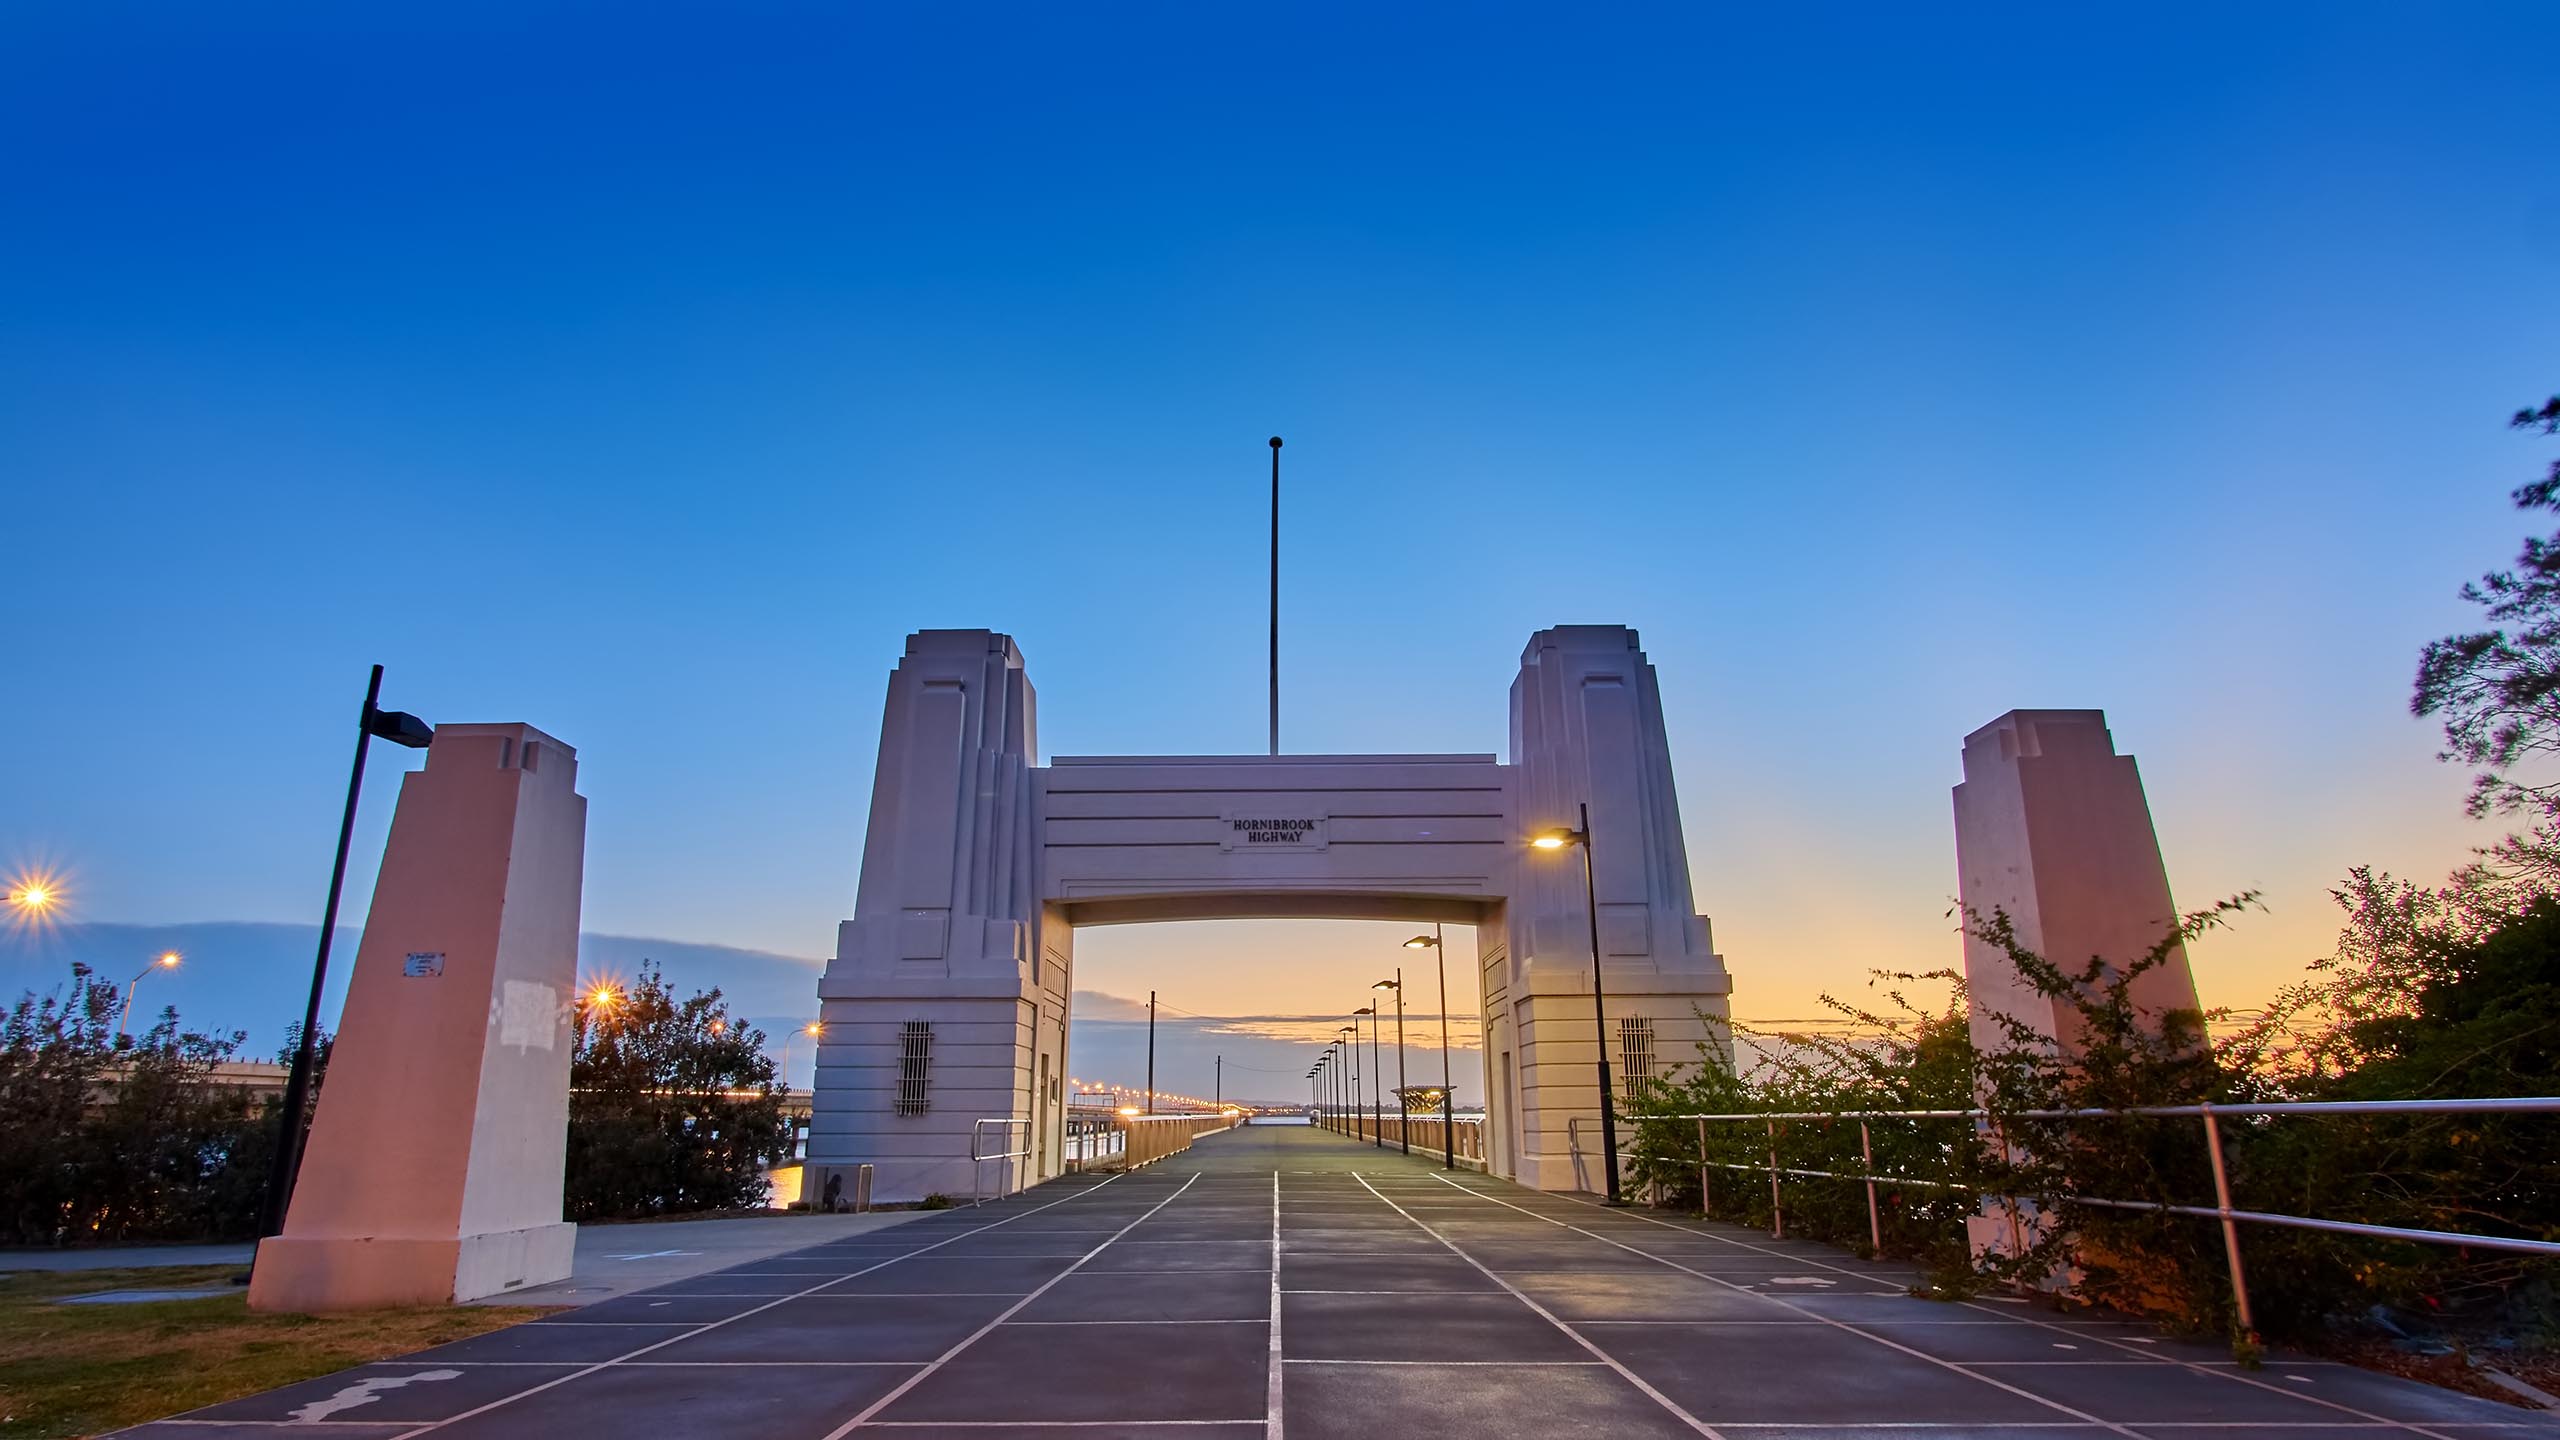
top-left (4, 4), bottom-right (2556, 1053)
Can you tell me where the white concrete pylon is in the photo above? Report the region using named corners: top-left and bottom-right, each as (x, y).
top-left (249, 723), bottom-right (587, 1312)
top-left (1952, 708), bottom-right (2204, 1060)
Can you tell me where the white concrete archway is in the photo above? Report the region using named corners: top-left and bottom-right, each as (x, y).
top-left (810, 626), bottom-right (1731, 1201)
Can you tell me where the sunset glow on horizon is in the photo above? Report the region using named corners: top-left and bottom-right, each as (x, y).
top-left (2, 6), bottom-right (2547, 1062)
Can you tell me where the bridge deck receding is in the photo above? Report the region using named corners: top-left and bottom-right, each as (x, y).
top-left (118, 1127), bottom-right (2558, 1439)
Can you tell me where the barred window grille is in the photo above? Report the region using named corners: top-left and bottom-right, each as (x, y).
top-left (897, 1021), bottom-right (933, 1116)
top-left (1617, 1017), bottom-right (1655, 1100)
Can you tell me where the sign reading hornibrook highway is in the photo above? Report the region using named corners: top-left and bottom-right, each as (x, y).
top-left (1220, 814), bottom-right (1329, 851)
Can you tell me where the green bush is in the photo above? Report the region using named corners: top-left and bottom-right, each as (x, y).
top-left (563, 962), bottom-right (794, 1220)
top-left (0, 966), bottom-right (273, 1245)
top-left (1625, 879), bottom-right (2560, 1346)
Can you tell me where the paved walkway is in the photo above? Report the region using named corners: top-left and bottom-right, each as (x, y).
top-left (110, 1126), bottom-right (2560, 1439)
top-left (1, 1212), bottom-right (921, 1302)
top-left (0, 1241), bottom-right (256, 1272)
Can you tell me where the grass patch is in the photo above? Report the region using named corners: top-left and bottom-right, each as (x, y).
top-left (0, 1265), bottom-right (548, 1439)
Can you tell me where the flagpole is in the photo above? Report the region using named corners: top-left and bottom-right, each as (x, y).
top-left (1267, 436), bottom-right (1282, 756)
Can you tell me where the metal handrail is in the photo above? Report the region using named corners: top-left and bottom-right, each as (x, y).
top-left (969, 1118), bottom-right (1032, 1206)
top-left (1577, 1096), bottom-right (2560, 1341)
top-left (1645, 1098), bottom-right (2560, 1121)
top-left (1312, 1109), bottom-right (1490, 1170)
top-left (1062, 1113), bottom-right (1125, 1170)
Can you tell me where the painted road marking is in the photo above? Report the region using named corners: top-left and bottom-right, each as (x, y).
top-left (289, 1370), bottom-right (463, 1422)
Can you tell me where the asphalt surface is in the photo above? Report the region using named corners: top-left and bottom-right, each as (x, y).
top-left (110, 1124), bottom-right (2560, 1439)
top-left (2, 1212), bottom-right (922, 1303)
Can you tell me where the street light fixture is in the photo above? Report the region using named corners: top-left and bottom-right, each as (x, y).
top-left (778, 1020), bottom-right (826, 1087)
top-left (1352, 1005), bottom-right (1383, 1149)
top-left (1337, 1026), bottom-right (1360, 1141)
top-left (1321, 1036), bottom-right (1336, 1136)
top-left (1403, 928), bottom-right (1459, 1170)
top-left (117, 952), bottom-right (182, 1038)
top-left (262, 664), bottom-right (435, 1240)
top-left (1529, 802), bottom-right (1625, 1204)
top-left (1372, 975), bottom-right (1408, 1155)
top-left (1325, 1044), bottom-right (1343, 1135)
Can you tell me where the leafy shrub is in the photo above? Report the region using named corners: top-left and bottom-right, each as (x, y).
top-left (564, 962), bottom-right (794, 1220)
top-left (0, 965), bottom-right (273, 1244)
top-left (1626, 880), bottom-right (2560, 1347)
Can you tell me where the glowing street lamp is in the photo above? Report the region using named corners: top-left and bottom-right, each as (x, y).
top-left (777, 1020), bottom-right (826, 1085)
top-left (7, 879), bottom-right (58, 914)
top-left (116, 952), bottom-right (183, 1038)
top-left (1529, 803), bottom-right (1623, 1204)
top-left (1404, 928), bottom-right (1459, 1170)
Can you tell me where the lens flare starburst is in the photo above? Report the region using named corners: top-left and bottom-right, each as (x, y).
top-left (4, 866), bottom-right (68, 933)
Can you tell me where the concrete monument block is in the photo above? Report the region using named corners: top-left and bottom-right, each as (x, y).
top-left (1952, 709), bottom-right (2202, 1059)
top-left (249, 724), bottom-right (587, 1312)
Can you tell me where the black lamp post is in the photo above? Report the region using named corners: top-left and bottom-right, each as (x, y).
top-left (1338, 1026), bottom-right (1360, 1141)
top-left (1372, 973), bottom-right (1408, 1155)
top-left (1531, 801), bottom-right (1624, 1204)
top-left (1403, 926), bottom-right (1458, 1170)
top-left (261, 664), bottom-right (434, 1239)
top-left (1331, 1040), bottom-right (1351, 1132)
top-left (1327, 1042), bottom-right (1343, 1136)
top-left (1353, 1005), bottom-right (1383, 1149)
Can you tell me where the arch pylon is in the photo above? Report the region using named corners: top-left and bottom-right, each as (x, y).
top-left (810, 625), bottom-right (1730, 1199)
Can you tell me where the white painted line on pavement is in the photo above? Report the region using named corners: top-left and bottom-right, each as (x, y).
top-left (1350, 1172), bottom-right (1727, 1440)
top-left (821, 1174), bottom-right (1207, 1437)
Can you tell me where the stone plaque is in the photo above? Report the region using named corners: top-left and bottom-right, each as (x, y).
top-left (1220, 813), bottom-right (1328, 851)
